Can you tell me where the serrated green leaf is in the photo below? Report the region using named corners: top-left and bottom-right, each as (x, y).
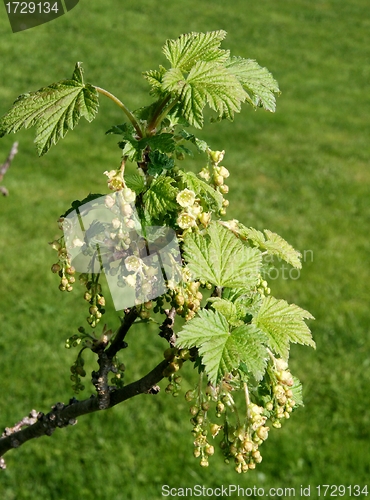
top-left (163, 61), bottom-right (246, 128)
top-left (231, 324), bottom-right (269, 381)
top-left (106, 122), bottom-right (135, 136)
top-left (176, 309), bottom-right (268, 384)
top-left (124, 173), bottom-right (146, 195)
top-left (176, 129), bottom-right (208, 153)
top-left (143, 133), bottom-right (175, 154)
top-left (147, 151), bottom-right (175, 175)
top-left (262, 230), bottom-right (302, 269)
top-left (120, 141), bottom-right (138, 161)
top-left (226, 57), bottom-right (280, 112)
top-left (183, 221), bottom-right (261, 288)
top-left (163, 30), bottom-right (229, 72)
top-left (290, 376), bottom-right (304, 407)
top-left (180, 171), bottom-right (223, 211)
top-left (253, 296), bottom-right (315, 360)
top-left (143, 66), bottom-right (167, 96)
top-left (220, 221), bottom-right (302, 269)
top-left (0, 62), bottom-right (99, 156)
top-left (207, 298), bottom-right (240, 325)
top-left (114, 128), bottom-right (175, 163)
top-left (143, 175), bottom-right (178, 220)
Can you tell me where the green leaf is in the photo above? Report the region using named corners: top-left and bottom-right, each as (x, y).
top-left (124, 173), bottom-right (146, 195)
top-left (180, 171), bottom-right (223, 211)
top-left (163, 61), bottom-right (246, 128)
top-left (0, 62), bottom-right (99, 156)
top-left (290, 376), bottom-right (304, 408)
top-left (220, 221), bottom-right (302, 269)
top-left (143, 175), bottom-right (178, 220)
top-left (113, 127), bottom-right (175, 162)
top-left (253, 296), bottom-right (315, 360)
top-left (143, 66), bottom-right (167, 96)
top-left (206, 297), bottom-right (240, 325)
top-left (147, 151), bottom-right (175, 175)
top-left (176, 129), bottom-right (209, 153)
top-left (226, 57), bottom-right (280, 112)
top-left (176, 309), bottom-right (268, 384)
top-left (183, 221), bottom-right (261, 288)
top-left (163, 30), bottom-right (229, 72)
top-left (263, 230), bottom-right (302, 269)
top-left (143, 133), bottom-right (175, 154)
top-left (106, 122), bottom-right (135, 136)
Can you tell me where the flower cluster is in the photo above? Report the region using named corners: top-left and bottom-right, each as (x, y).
top-left (199, 149), bottom-right (230, 216)
top-left (50, 237), bottom-right (76, 292)
top-left (176, 188), bottom-right (211, 229)
top-left (220, 402), bottom-right (268, 473)
top-left (267, 358), bottom-right (296, 429)
top-left (167, 267), bottom-right (203, 322)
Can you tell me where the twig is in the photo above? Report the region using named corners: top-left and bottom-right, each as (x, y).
top-left (0, 142), bottom-right (18, 196)
top-left (0, 358), bottom-right (170, 468)
top-left (159, 307), bottom-right (177, 346)
top-left (105, 308), bottom-right (138, 358)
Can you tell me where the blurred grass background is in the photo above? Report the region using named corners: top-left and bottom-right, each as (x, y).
top-left (0, 0), bottom-right (369, 498)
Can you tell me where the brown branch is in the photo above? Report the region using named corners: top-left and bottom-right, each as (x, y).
top-left (159, 306), bottom-right (177, 346)
top-left (0, 142), bottom-right (18, 196)
top-left (0, 358), bottom-right (169, 469)
top-left (105, 307), bottom-right (138, 358)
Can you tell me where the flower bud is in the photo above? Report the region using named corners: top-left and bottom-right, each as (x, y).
top-left (218, 166), bottom-right (230, 178)
top-left (214, 174), bottom-right (224, 186)
top-left (51, 263), bottom-right (61, 273)
top-left (209, 150), bottom-right (225, 164)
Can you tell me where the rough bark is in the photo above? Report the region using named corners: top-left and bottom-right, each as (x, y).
top-left (0, 358), bottom-right (169, 469)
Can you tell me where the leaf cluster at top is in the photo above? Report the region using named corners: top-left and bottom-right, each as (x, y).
top-left (144, 30), bottom-right (280, 129)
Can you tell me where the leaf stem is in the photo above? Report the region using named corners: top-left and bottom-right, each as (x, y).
top-left (94, 86), bottom-right (143, 137)
top-left (147, 95), bottom-right (179, 133)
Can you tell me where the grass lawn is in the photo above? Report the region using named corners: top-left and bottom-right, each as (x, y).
top-left (0, 0), bottom-right (369, 498)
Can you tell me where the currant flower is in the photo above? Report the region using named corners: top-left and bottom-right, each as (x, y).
top-left (176, 188), bottom-right (196, 208)
top-left (177, 212), bottom-right (197, 229)
top-left (104, 169), bottom-right (125, 191)
top-left (124, 255), bottom-right (143, 272)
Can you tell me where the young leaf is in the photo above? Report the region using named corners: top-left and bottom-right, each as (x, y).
top-left (183, 221), bottom-right (261, 288)
top-left (163, 61), bottom-right (246, 128)
top-left (226, 57), bottom-right (280, 112)
top-left (144, 133), bottom-right (175, 154)
top-left (219, 220), bottom-right (302, 269)
top-left (163, 30), bottom-right (229, 72)
top-left (143, 66), bottom-right (167, 96)
top-left (0, 62), bottom-right (99, 156)
top-left (253, 296), bottom-right (315, 360)
top-left (206, 297), bottom-right (240, 325)
top-left (147, 151), bottom-right (175, 175)
top-left (176, 129), bottom-right (208, 153)
top-left (176, 309), bottom-right (268, 384)
top-left (143, 175), bottom-right (178, 220)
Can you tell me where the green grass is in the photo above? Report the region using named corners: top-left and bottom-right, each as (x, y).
top-left (1, 0), bottom-right (369, 498)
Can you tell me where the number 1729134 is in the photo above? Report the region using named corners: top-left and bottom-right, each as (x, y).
top-left (5, 2), bottom-right (59, 14)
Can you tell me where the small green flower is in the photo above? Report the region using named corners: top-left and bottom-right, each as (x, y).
top-left (124, 255), bottom-right (142, 272)
top-left (177, 212), bottom-right (197, 229)
top-left (176, 189), bottom-right (196, 208)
